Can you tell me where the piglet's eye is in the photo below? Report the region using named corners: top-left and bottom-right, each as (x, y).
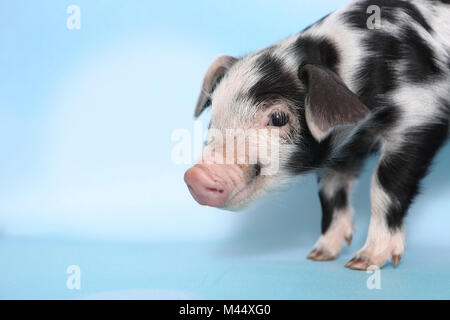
top-left (268, 112), bottom-right (289, 127)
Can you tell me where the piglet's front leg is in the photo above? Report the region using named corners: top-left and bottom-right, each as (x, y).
top-left (308, 168), bottom-right (357, 261)
top-left (346, 122), bottom-right (448, 270)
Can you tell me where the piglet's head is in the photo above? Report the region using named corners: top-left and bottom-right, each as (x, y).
top-left (184, 51), bottom-right (369, 211)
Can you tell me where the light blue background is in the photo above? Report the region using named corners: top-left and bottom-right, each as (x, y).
top-left (1, 0), bottom-right (450, 299)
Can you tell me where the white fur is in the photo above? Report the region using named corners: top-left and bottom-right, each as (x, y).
top-left (412, 0), bottom-right (450, 54)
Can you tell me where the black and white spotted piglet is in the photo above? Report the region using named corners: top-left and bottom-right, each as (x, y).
top-left (184, 0), bottom-right (450, 270)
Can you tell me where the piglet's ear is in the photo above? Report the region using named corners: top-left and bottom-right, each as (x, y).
top-left (298, 64), bottom-right (369, 141)
top-left (194, 55), bottom-right (238, 118)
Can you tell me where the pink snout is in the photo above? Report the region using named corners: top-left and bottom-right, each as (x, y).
top-left (184, 164), bottom-right (235, 208)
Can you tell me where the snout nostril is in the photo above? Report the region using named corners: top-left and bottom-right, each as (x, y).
top-left (206, 187), bottom-right (224, 193)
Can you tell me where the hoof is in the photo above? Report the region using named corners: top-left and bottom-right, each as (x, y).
top-left (345, 235), bottom-right (353, 246)
top-left (345, 254), bottom-right (402, 270)
top-left (345, 257), bottom-right (372, 270)
top-left (393, 254), bottom-right (402, 267)
top-left (307, 249), bottom-right (336, 261)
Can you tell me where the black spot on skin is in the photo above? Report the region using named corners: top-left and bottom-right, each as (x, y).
top-left (324, 107), bottom-right (400, 173)
top-left (286, 112), bottom-right (325, 174)
top-left (355, 29), bottom-right (441, 109)
top-left (319, 187), bottom-right (348, 234)
top-left (377, 117), bottom-right (449, 230)
top-left (343, 0), bottom-right (432, 32)
top-left (354, 34), bottom-right (401, 109)
top-left (247, 53), bottom-right (303, 105)
top-left (293, 36), bottom-right (340, 72)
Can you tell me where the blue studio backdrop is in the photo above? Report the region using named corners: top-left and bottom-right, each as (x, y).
top-left (1, 0), bottom-right (450, 299)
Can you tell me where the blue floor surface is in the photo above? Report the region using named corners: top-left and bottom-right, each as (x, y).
top-left (1, 237), bottom-right (449, 299)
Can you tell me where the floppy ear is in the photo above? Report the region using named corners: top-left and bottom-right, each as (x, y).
top-left (298, 64), bottom-right (369, 141)
top-left (194, 55), bottom-right (238, 117)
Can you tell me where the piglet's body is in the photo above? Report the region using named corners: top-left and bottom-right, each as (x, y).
top-left (185, 0), bottom-right (450, 270)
